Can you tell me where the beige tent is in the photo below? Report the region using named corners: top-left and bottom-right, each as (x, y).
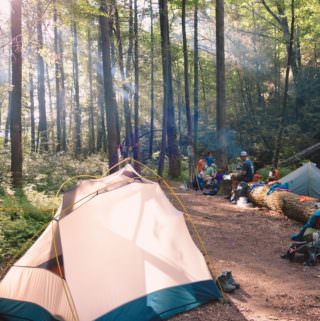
top-left (0, 165), bottom-right (221, 321)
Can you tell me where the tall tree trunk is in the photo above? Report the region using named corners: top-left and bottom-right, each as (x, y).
top-left (193, 0), bottom-right (199, 157)
top-left (216, 0), bottom-right (228, 169)
top-left (158, 0), bottom-right (180, 177)
top-left (97, 36), bottom-right (107, 153)
top-left (99, 0), bottom-right (120, 170)
top-left (37, 0), bottom-right (48, 151)
top-left (72, 22), bottom-right (81, 155)
top-left (87, 27), bottom-right (95, 153)
top-left (58, 31), bottom-right (67, 151)
top-left (273, 0), bottom-right (295, 167)
top-left (4, 47), bottom-right (11, 146)
top-left (177, 74), bottom-right (184, 146)
top-left (46, 63), bottom-right (54, 150)
top-left (199, 58), bottom-right (209, 128)
top-left (28, 57), bottom-right (36, 152)
top-left (148, 0), bottom-right (155, 159)
top-left (133, 0), bottom-right (140, 162)
top-left (54, 0), bottom-right (61, 152)
top-left (182, 0), bottom-right (194, 182)
top-left (126, 0), bottom-right (134, 76)
top-left (10, 0), bottom-right (23, 187)
top-left (112, 0), bottom-right (133, 157)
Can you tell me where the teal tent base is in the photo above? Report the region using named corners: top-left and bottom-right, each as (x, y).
top-left (0, 280), bottom-right (221, 321)
top-left (95, 280), bottom-right (221, 321)
top-left (0, 297), bottom-right (60, 321)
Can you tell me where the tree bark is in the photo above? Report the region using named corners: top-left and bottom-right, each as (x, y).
top-left (10, 0), bottom-right (23, 187)
top-left (97, 35), bottom-right (107, 153)
top-left (158, 0), bottom-right (180, 178)
top-left (133, 0), bottom-right (140, 163)
top-left (58, 31), bottom-right (67, 151)
top-left (4, 47), bottom-right (11, 147)
top-left (149, 0), bottom-right (155, 159)
top-left (280, 143), bottom-right (320, 167)
top-left (87, 27), bottom-right (95, 154)
top-left (72, 22), bottom-right (81, 155)
top-left (99, 0), bottom-right (120, 170)
top-left (249, 186), bottom-right (316, 223)
top-left (46, 63), bottom-right (54, 150)
top-left (28, 58), bottom-right (36, 153)
top-left (182, 0), bottom-right (194, 182)
top-left (216, 0), bottom-right (228, 169)
top-left (273, 0), bottom-right (295, 167)
top-left (53, 0), bottom-right (61, 152)
top-left (193, 0), bottom-right (199, 157)
top-left (37, 0), bottom-right (48, 151)
top-left (112, 0), bottom-right (133, 156)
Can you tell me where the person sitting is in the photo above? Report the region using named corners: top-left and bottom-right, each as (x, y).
top-left (281, 209), bottom-right (320, 265)
top-left (203, 162), bottom-right (217, 187)
top-left (197, 158), bottom-right (206, 174)
top-left (230, 151), bottom-right (254, 203)
top-left (267, 166), bottom-right (280, 183)
top-left (193, 159), bottom-right (207, 190)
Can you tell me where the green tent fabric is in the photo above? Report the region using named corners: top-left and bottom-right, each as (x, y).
top-left (280, 162), bottom-right (320, 198)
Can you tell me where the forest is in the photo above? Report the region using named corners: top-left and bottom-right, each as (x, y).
top-left (1, 0), bottom-right (319, 188)
top-left (0, 1), bottom-right (320, 320)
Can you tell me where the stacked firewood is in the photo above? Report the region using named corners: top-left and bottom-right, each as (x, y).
top-left (248, 185), bottom-right (318, 223)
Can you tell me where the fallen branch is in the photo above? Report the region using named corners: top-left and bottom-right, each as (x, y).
top-left (280, 142), bottom-right (320, 166)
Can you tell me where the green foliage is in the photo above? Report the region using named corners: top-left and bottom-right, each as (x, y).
top-left (0, 189), bottom-right (51, 264)
top-left (0, 153), bottom-right (108, 268)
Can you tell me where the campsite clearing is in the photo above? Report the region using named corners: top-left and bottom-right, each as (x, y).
top-left (169, 184), bottom-right (320, 321)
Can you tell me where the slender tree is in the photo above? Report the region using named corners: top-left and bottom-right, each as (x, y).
top-left (58, 31), bottom-right (67, 151)
top-left (112, 0), bottom-right (133, 156)
top-left (53, 0), bottom-right (61, 151)
top-left (273, 0), bottom-right (295, 167)
top-left (148, 0), bottom-right (155, 158)
top-left (182, 0), bottom-right (194, 182)
top-left (96, 34), bottom-right (107, 153)
top-left (87, 27), bottom-right (95, 153)
top-left (4, 47), bottom-right (12, 146)
top-left (10, 0), bottom-right (23, 187)
top-left (46, 63), bottom-right (54, 148)
top-left (72, 22), bottom-right (81, 155)
top-left (133, 0), bottom-right (139, 162)
top-left (28, 47), bottom-right (36, 152)
top-left (193, 0), bottom-right (199, 156)
top-left (36, 0), bottom-right (48, 151)
top-left (216, 0), bottom-right (228, 169)
top-left (99, 0), bottom-right (120, 169)
top-left (158, 0), bottom-right (180, 177)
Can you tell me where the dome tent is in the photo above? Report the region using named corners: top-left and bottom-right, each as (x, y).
top-left (280, 162), bottom-right (320, 198)
top-left (0, 164), bottom-right (221, 321)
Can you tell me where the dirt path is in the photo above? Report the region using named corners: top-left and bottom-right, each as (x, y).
top-left (169, 186), bottom-right (320, 321)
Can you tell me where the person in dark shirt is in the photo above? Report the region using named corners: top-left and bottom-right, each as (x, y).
top-left (239, 152), bottom-right (254, 182)
top-left (230, 151), bottom-right (254, 203)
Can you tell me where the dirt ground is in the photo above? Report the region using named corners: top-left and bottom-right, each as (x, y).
top-left (168, 184), bottom-right (320, 321)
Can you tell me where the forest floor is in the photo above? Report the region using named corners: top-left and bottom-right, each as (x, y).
top-left (168, 184), bottom-right (320, 321)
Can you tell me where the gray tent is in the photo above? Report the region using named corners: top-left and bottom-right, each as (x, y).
top-left (280, 162), bottom-right (320, 198)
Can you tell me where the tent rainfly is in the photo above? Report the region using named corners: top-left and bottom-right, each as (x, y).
top-left (280, 162), bottom-right (320, 199)
top-left (0, 164), bottom-right (221, 321)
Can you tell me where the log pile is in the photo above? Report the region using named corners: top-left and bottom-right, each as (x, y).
top-left (248, 185), bottom-right (318, 223)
